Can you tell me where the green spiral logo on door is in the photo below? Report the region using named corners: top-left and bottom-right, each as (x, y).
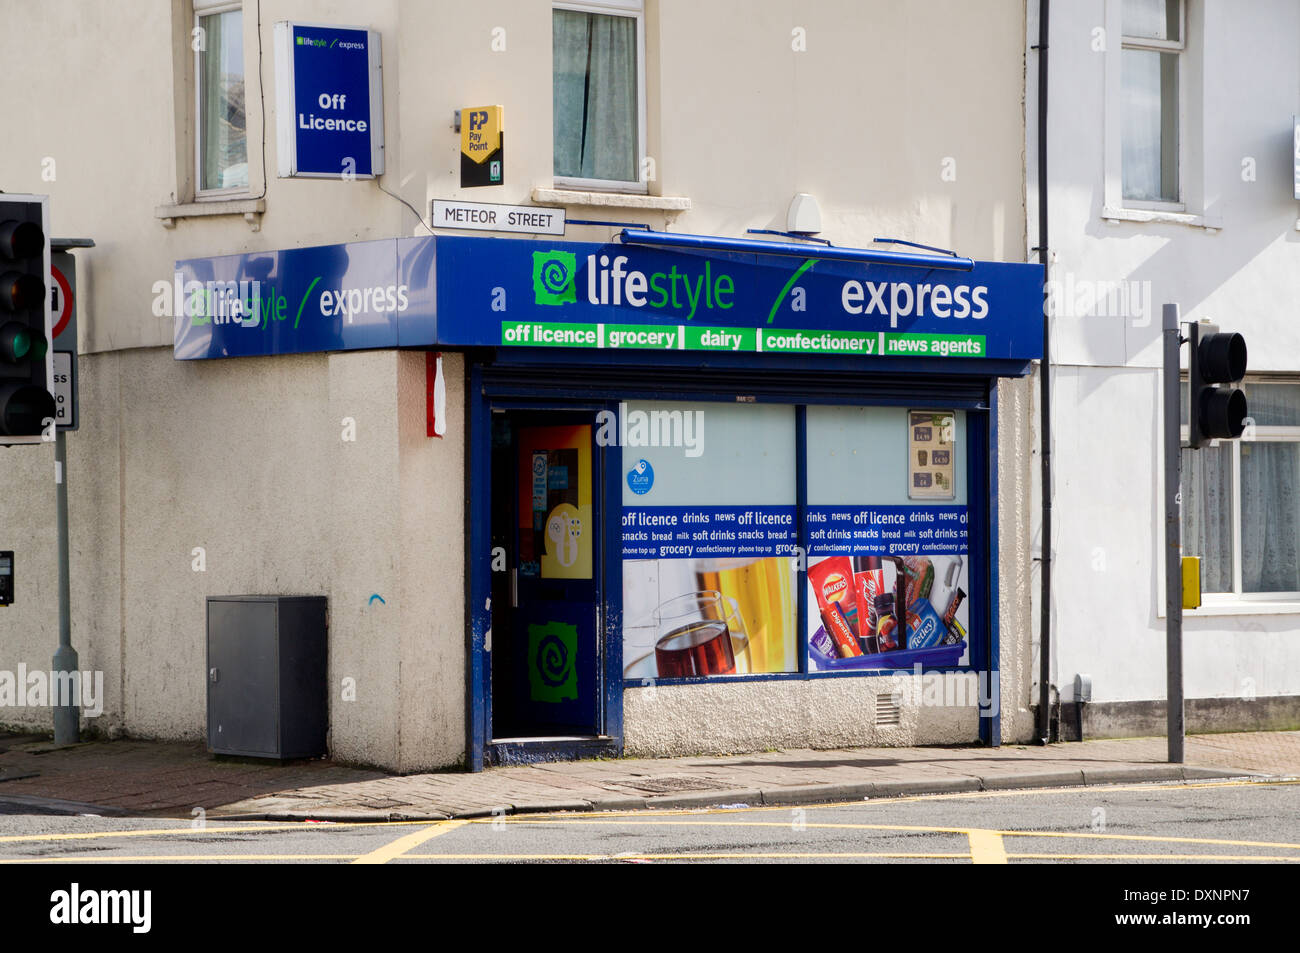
top-left (528, 621), bottom-right (577, 703)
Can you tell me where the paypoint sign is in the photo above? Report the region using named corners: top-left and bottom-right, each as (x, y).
top-left (461, 105), bottom-right (503, 188)
top-left (274, 21), bottom-right (384, 178)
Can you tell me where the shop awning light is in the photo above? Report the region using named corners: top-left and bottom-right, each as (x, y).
top-left (617, 229), bottom-right (975, 271)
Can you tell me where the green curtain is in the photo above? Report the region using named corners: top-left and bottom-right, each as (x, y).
top-left (553, 9), bottom-right (637, 182)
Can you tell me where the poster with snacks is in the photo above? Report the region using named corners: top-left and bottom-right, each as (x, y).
top-left (907, 410), bottom-right (956, 500)
top-left (805, 550), bottom-right (970, 672)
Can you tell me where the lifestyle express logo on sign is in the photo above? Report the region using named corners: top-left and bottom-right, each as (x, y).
top-left (500, 244), bottom-right (999, 359)
top-left (511, 250), bottom-right (737, 348)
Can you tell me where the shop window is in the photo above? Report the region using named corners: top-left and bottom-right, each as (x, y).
top-left (195, 1), bottom-right (249, 195)
top-left (621, 402), bottom-right (797, 679)
top-left (1182, 382), bottom-right (1300, 598)
top-left (804, 407), bottom-right (971, 672)
top-left (552, 1), bottom-right (646, 191)
top-left (621, 403), bottom-right (974, 682)
top-left (1120, 0), bottom-right (1183, 204)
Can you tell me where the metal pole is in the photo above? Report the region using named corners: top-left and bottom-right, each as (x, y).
top-left (52, 429), bottom-right (79, 744)
top-left (1035, 0), bottom-right (1053, 745)
top-left (1162, 303), bottom-right (1184, 763)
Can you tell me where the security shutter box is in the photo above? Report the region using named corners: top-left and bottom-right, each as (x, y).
top-left (206, 595), bottom-right (328, 759)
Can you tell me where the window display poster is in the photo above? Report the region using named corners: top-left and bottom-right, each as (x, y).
top-left (908, 410), bottom-right (956, 500)
top-left (805, 549), bottom-right (969, 672)
top-left (516, 424), bottom-right (592, 580)
top-left (620, 401), bottom-right (798, 680)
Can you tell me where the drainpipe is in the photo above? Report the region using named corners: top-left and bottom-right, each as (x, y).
top-left (1034, 0), bottom-right (1054, 745)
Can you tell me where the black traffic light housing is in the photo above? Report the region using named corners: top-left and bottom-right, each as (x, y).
top-left (1188, 320), bottom-right (1248, 448)
top-left (0, 194), bottom-right (55, 443)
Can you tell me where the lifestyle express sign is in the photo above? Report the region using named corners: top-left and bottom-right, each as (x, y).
top-left (436, 237), bottom-right (1042, 361)
top-left (172, 236), bottom-right (1043, 363)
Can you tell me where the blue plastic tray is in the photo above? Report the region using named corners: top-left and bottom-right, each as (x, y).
top-left (810, 625), bottom-right (967, 670)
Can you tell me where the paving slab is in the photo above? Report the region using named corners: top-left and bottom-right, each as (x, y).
top-left (2, 730), bottom-right (1297, 822)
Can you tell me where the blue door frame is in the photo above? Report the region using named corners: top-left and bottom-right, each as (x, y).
top-left (467, 376), bottom-right (624, 769)
top-left (466, 353), bottom-right (1013, 771)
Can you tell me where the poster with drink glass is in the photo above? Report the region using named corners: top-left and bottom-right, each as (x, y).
top-left (623, 520), bottom-right (798, 679)
top-left (620, 401), bottom-right (799, 680)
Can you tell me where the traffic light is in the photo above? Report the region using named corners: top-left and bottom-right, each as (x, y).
top-left (1187, 320), bottom-right (1248, 448)
top-left (0, 194), bottom-right (55, 442)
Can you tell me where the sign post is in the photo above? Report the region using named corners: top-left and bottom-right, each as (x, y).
top-left (1162, 303), bottom-right (1184, 763)
top-left (49, 239), bottom-right (91, 744)
top-left (51, 251), bottom-right (78, 431)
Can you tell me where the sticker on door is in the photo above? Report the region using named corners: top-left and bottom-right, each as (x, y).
top-left (528, 621), bottom-right (578, 703)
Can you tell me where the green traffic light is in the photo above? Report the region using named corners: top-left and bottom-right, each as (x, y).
top-left (0, 321), bottom-right (36, 363)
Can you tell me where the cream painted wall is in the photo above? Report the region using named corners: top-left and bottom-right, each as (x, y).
top-left (0, 0), bottom-right (1034, 762)
top-left (0, 346), bottom-right (466, 772)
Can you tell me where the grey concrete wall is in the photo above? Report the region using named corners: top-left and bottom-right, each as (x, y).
top-left (998, 374), bottom-right (1037, 744)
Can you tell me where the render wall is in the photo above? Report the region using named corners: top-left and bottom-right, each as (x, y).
top-left (1030, 0), bottom-right (1300, 710)
top-left (0, 0), bottom-right (1035, 762)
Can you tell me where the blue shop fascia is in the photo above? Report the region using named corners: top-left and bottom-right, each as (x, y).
top-left (175, 230), bottom-right (1043, 769)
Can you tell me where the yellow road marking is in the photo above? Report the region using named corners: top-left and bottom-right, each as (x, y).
top-left (481, 817), bottom-right (1300, 851)
top-left (0, 778), bottom-right (1296, 860)
top-left (1010, 854), bottom-right (1300, 862)
top-left (0, 855), bottom-right (360, 863)
top-left (351, 820), bottom-right (469, 865)
top-left (967, 830), bottom-right (1007, 864)
top-left (404, 852), bottom-right (972, 860)
top-left (479, 777), bottom-right (1299, 821)
top-left (0, 820), bottom-right (413, 845)
top-left (5, 851), bottom-right (1298, 864)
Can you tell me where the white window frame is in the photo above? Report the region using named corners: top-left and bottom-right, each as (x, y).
top-left (552, 0), bottom-right (648, 194)
top-left (1120, 0), bottom-right (1185, 210)
top-left (1102, 0), bottom-right (1212, 226)
top-left (194, 0), bottom-right (250, 200)
top-left (1180, 377), bottom-right (1300, 609)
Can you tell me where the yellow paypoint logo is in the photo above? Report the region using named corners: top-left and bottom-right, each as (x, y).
top-left (461, 105), bottom-right (503, 186)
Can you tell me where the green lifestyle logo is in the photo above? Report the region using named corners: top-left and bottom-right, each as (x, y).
top-left (528, 621), bottom-right (578, 703)
top-left (532, 250), bottom-right (577, 306)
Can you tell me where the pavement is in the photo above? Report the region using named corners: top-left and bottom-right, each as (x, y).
top-left (0, 729), bottom-right (1296, 822)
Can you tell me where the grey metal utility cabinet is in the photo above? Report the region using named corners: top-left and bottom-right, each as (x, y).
top-left (206, 595), bottom-right (328, 759)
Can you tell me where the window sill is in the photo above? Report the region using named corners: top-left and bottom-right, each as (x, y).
top-left (531, 186), bottom-right (691, 213)
top-left (1169, 601), bottom-right (1300, 618)
top-left (1101, 205), bottom-right (1222, 232)
top-left (155, 198), bottom-right (266, 231)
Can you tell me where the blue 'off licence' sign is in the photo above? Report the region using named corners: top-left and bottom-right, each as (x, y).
top-left (274, 22), bottom-right (384, 178)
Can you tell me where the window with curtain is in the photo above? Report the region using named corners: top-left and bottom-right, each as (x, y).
top-left (1120, 0), bottom-right (1182, 203)
top-left (553, 4), bottom-right (641, 186)
top-left (1182, 382), bottom-right (1300, 596)
top-left (197, 4), bottom-right (248, 193)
